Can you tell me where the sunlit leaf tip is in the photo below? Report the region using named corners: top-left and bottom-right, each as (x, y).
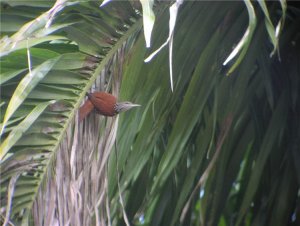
top-left (140, 0), bottom-right (155, 48)
top-left (100, 0), bottom-right (112, 7)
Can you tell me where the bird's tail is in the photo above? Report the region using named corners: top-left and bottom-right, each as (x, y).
top-left (79, 99), bottom-right (94, 121)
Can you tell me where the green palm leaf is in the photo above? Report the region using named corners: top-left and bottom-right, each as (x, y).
top-left (1, 1), bottom-right (299, 226)
top-left (1, 1), bottom-right (143, 224)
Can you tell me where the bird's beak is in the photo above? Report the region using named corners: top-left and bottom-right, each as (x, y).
top-left (129, 104), bottom-right (141, 107)
top-left (116, 102), bottom-right (141, 113)
top-left (125, 103), bottom-right (141, 111)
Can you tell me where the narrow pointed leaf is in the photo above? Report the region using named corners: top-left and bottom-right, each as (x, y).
top-left (223, 0), bottom-right (256, 75)
top-left (257, 0), bottom-right (278, 56)
top-left (140, 0), bottom-right (155, 48)
top-left (0, 100), bottom-right (55, 160)
top-left (1, 57), bottom-right (59, 136)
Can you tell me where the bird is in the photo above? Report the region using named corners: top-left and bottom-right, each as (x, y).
top-left (79, 92), bottom-right (140, 121)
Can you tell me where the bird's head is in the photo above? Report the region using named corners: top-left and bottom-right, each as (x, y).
top-left (115, 101), bottom-right (140, 114)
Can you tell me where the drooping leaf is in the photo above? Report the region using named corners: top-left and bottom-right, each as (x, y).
top-left (1, 57), bottom-right (59, 136)
top-left (223, 0), bottom-right (256, 75)
top-left (0, 100), bottom-right (55, 160)
top-left (139, 0), bottom-right (155, 48)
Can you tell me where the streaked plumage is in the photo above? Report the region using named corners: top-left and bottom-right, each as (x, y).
top-left (79, 92), bottom-right (140, 121)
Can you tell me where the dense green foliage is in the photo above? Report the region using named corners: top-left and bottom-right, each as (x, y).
top-left (0, 1), bottom-right (299, 226)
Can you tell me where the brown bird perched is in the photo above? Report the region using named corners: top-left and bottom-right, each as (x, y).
top-left (79, 92), bottom-right (140, 121)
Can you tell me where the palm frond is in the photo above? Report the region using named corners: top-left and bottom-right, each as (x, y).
top-left (0, 1), bottom-right (143, 224)
top-left (1, 1), bottom-right (299, 226)
top-left (107, 1), bottom-right (299, 226)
